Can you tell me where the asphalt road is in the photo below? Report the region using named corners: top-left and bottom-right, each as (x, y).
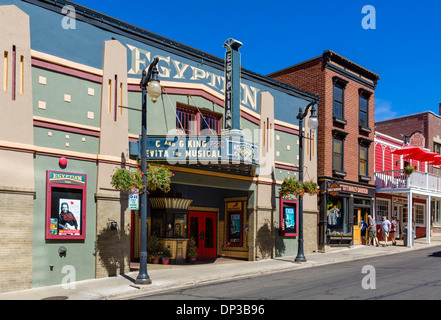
top-left (134, 245), bottom-right (441, 301)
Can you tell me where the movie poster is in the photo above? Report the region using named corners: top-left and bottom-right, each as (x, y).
top-left (58, 199), bottom-right (81, 236)
top-left (283, 206), bottom-right (296, 233)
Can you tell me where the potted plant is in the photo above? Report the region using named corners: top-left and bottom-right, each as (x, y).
top-left (147, 234), bottom-right (163, 263)
top-left (186, 237), bottom-right (197, 263)
top-left (150, 252), bottom-right (161, 264)
top-left (302, 180), bottom-right (319, 195)
top-left (280, 177), bottom-right (305, 198)
top-left (110, 165), bottom-right (174, 194)
top-left (404, 165), bottom-right (415, 175)
top-left (161, 247), bottom-right (171, 265)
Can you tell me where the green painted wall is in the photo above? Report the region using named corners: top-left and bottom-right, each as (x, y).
top-left (32, 156), bottom-right (97, 288)
top-left (32, 67), bottom-right (102, 128)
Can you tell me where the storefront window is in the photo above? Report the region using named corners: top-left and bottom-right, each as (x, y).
top-left (376, 199), bottom-right (390, 218)
top-left (151, 212), bottom-right (187, 238)
top-left (432, 200), bottom-right (441, 227)
top-left (414, 204), bottom-right (425, 225)
top-left (327, 196), bottom-right (348, 233)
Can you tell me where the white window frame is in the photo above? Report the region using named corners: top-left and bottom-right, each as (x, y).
top-left (376, 198), bottom-right (390, 220)
top-left (414, 203), bottom-right (425, 226)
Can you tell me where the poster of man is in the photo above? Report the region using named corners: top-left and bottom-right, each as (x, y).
top-left (58, 199), bottom-right (81, 235)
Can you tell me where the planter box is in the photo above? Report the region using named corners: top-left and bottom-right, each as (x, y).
top-left (328, 236), bottom-right (352, 246)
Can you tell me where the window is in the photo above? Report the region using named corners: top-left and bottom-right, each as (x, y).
top-left (376, 199), bottom-right (390, 219)
top-left (434, 142), bottom-right (441, 155)
top-left (359, 95), bottom-right (369, 128)
top-left (176, 106), bottom-right (196, 134)
top-left (176, 104), bottom-right (221, 135)
top-left (432, 200), bottom-right (441, 227)
top-left (332, 77), bottom-right (348, 122)
top-left (333, 82), bottom-right (344, 119)
top-left (414, 204), bottom-right (425, 225)
top-left (333, 137), bottom-right (344, 172)
top-left (359, 145), bottom-right (368, 176)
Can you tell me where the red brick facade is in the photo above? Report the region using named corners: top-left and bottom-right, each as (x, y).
top-left (269, 51), bottom-right (379, 183)
top-left (268, 51), bottom-right (380, 248)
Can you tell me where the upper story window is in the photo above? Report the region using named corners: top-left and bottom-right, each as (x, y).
top-left (333, 137), bottom-right (344, 172)
top-left (176, 104), bottom-right (222, 135)
top-left (359, 95), bottom-right (368, 128)
top-left (359, 145), bottom-right (368, 176)
top-left (434, 142), bottom-right (441, 155)
top-left (359, 88), bottom-right (373, 133)
top-left (332, 77), bottom-right (348, 124)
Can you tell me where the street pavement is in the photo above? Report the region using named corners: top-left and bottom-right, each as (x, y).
top-left (1, 234), bottom-right (440, 300)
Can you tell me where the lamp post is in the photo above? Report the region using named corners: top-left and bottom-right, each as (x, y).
top-left (295, 101), bottom-right (318, 263)
top-left (135, 57), bottom-right (161, 285)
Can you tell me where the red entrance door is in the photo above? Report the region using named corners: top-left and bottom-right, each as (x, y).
top-left (188, 211), bottom-right (217, 259)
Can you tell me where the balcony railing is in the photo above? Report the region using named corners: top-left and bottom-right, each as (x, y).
top-left (375, 169), bottom-right (441, 193)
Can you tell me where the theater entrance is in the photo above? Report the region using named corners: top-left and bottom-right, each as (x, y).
top-left (188, 211), bottom-right (217, 259)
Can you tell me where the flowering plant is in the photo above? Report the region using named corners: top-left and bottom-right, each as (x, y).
top-left (302, 180), bottom-right (319, 195)
top-left (329, 231), bottom-right (352, 237)
top-left (150, 253), bottom-right (161, 259)
top-left (110, 165), bottom-right (173, 193)
top-left (280, 177), bottom-right (304, 198)
top-left (280, 177), bottom-right (319, 198)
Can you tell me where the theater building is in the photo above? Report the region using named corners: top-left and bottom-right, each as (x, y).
top-left (0, 0), bottom-right (318, 292)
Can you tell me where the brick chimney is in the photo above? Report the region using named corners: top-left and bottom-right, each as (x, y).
top-left (439, 102), bottom-right (441, 116)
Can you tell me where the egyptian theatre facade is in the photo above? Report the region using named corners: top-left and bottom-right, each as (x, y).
top-left (0, 0), bottom-right (318, 292)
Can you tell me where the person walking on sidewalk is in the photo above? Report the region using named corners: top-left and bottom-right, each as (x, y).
top-left (380, 216), bottom-right (391, 246)
top-left (367, 215), bottom-right (379, 247)
top-left (389, 216), bottom-right (397, 246)
top-left (360, 218), bottom-right (368, 245)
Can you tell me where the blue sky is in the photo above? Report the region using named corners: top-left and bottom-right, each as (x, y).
top-left (70, 0), bottom-right (441, 121)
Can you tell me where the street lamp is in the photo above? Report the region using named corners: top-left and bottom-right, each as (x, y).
top-left (135, 57), bottom-right (161, 285)
top-left (295, 101), bottom-right (318, 263)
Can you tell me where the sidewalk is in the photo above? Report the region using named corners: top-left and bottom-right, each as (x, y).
top-left (1, 234), bottom-right (440, 300)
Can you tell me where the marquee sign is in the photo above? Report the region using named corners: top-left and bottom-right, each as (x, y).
top-left (139, 136), bottom-right (258, 166)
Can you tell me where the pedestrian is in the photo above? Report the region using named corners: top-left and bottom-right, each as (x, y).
top-left (360, 217), bottom-right (368, 245)
top-left (367, 215), bottom-right (379, 247)
top-left (389, 216), bottom-right (397, 245)
top-left (380, 216), bottom-right (391, 246)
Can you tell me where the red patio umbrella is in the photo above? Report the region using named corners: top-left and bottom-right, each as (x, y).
top-left (428, 155), bottom-right (441, 166)
top-left (391, 145), bottom-right (426, 157)
top-left (404, 150), bottom-right (439, 162)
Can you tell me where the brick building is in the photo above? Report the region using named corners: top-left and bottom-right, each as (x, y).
top-left (269, 50), bottom-right (380, 249)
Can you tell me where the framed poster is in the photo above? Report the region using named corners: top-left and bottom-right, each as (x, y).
top-left (46, 171), bottom-right (87, 240)
top-left (226, 201), bottom-right (243, 247)
top-left (280, 198), bottom-right (298, 236)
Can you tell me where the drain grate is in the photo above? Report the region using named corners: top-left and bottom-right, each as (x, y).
top-left (41, 296), bottom-right (68, 300)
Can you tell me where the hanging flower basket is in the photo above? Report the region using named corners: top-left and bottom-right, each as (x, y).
top-left (110, 165), bottom-right (174, 193)
top-left (404, 166), bottom-right (415, 175)
top-left (302, 180), bottom-right (319, 195)
top-left (280, 177), bottom-right (319, 198)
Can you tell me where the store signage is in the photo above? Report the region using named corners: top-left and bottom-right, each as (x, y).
top-left (409, 132), bottom-right (425, 148)
top-left (328, 183), bottom-right (341, 196)
top-left (143, 136), bottom-right (257, 165)
top-left (340, 184), bottom-right (369, 194)
top-left (49, 172), bottom-right (86, 185)
top-left (126, 43), bottom-right (259, 112)
top-left (224, 49), bottom-right (233, 129)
